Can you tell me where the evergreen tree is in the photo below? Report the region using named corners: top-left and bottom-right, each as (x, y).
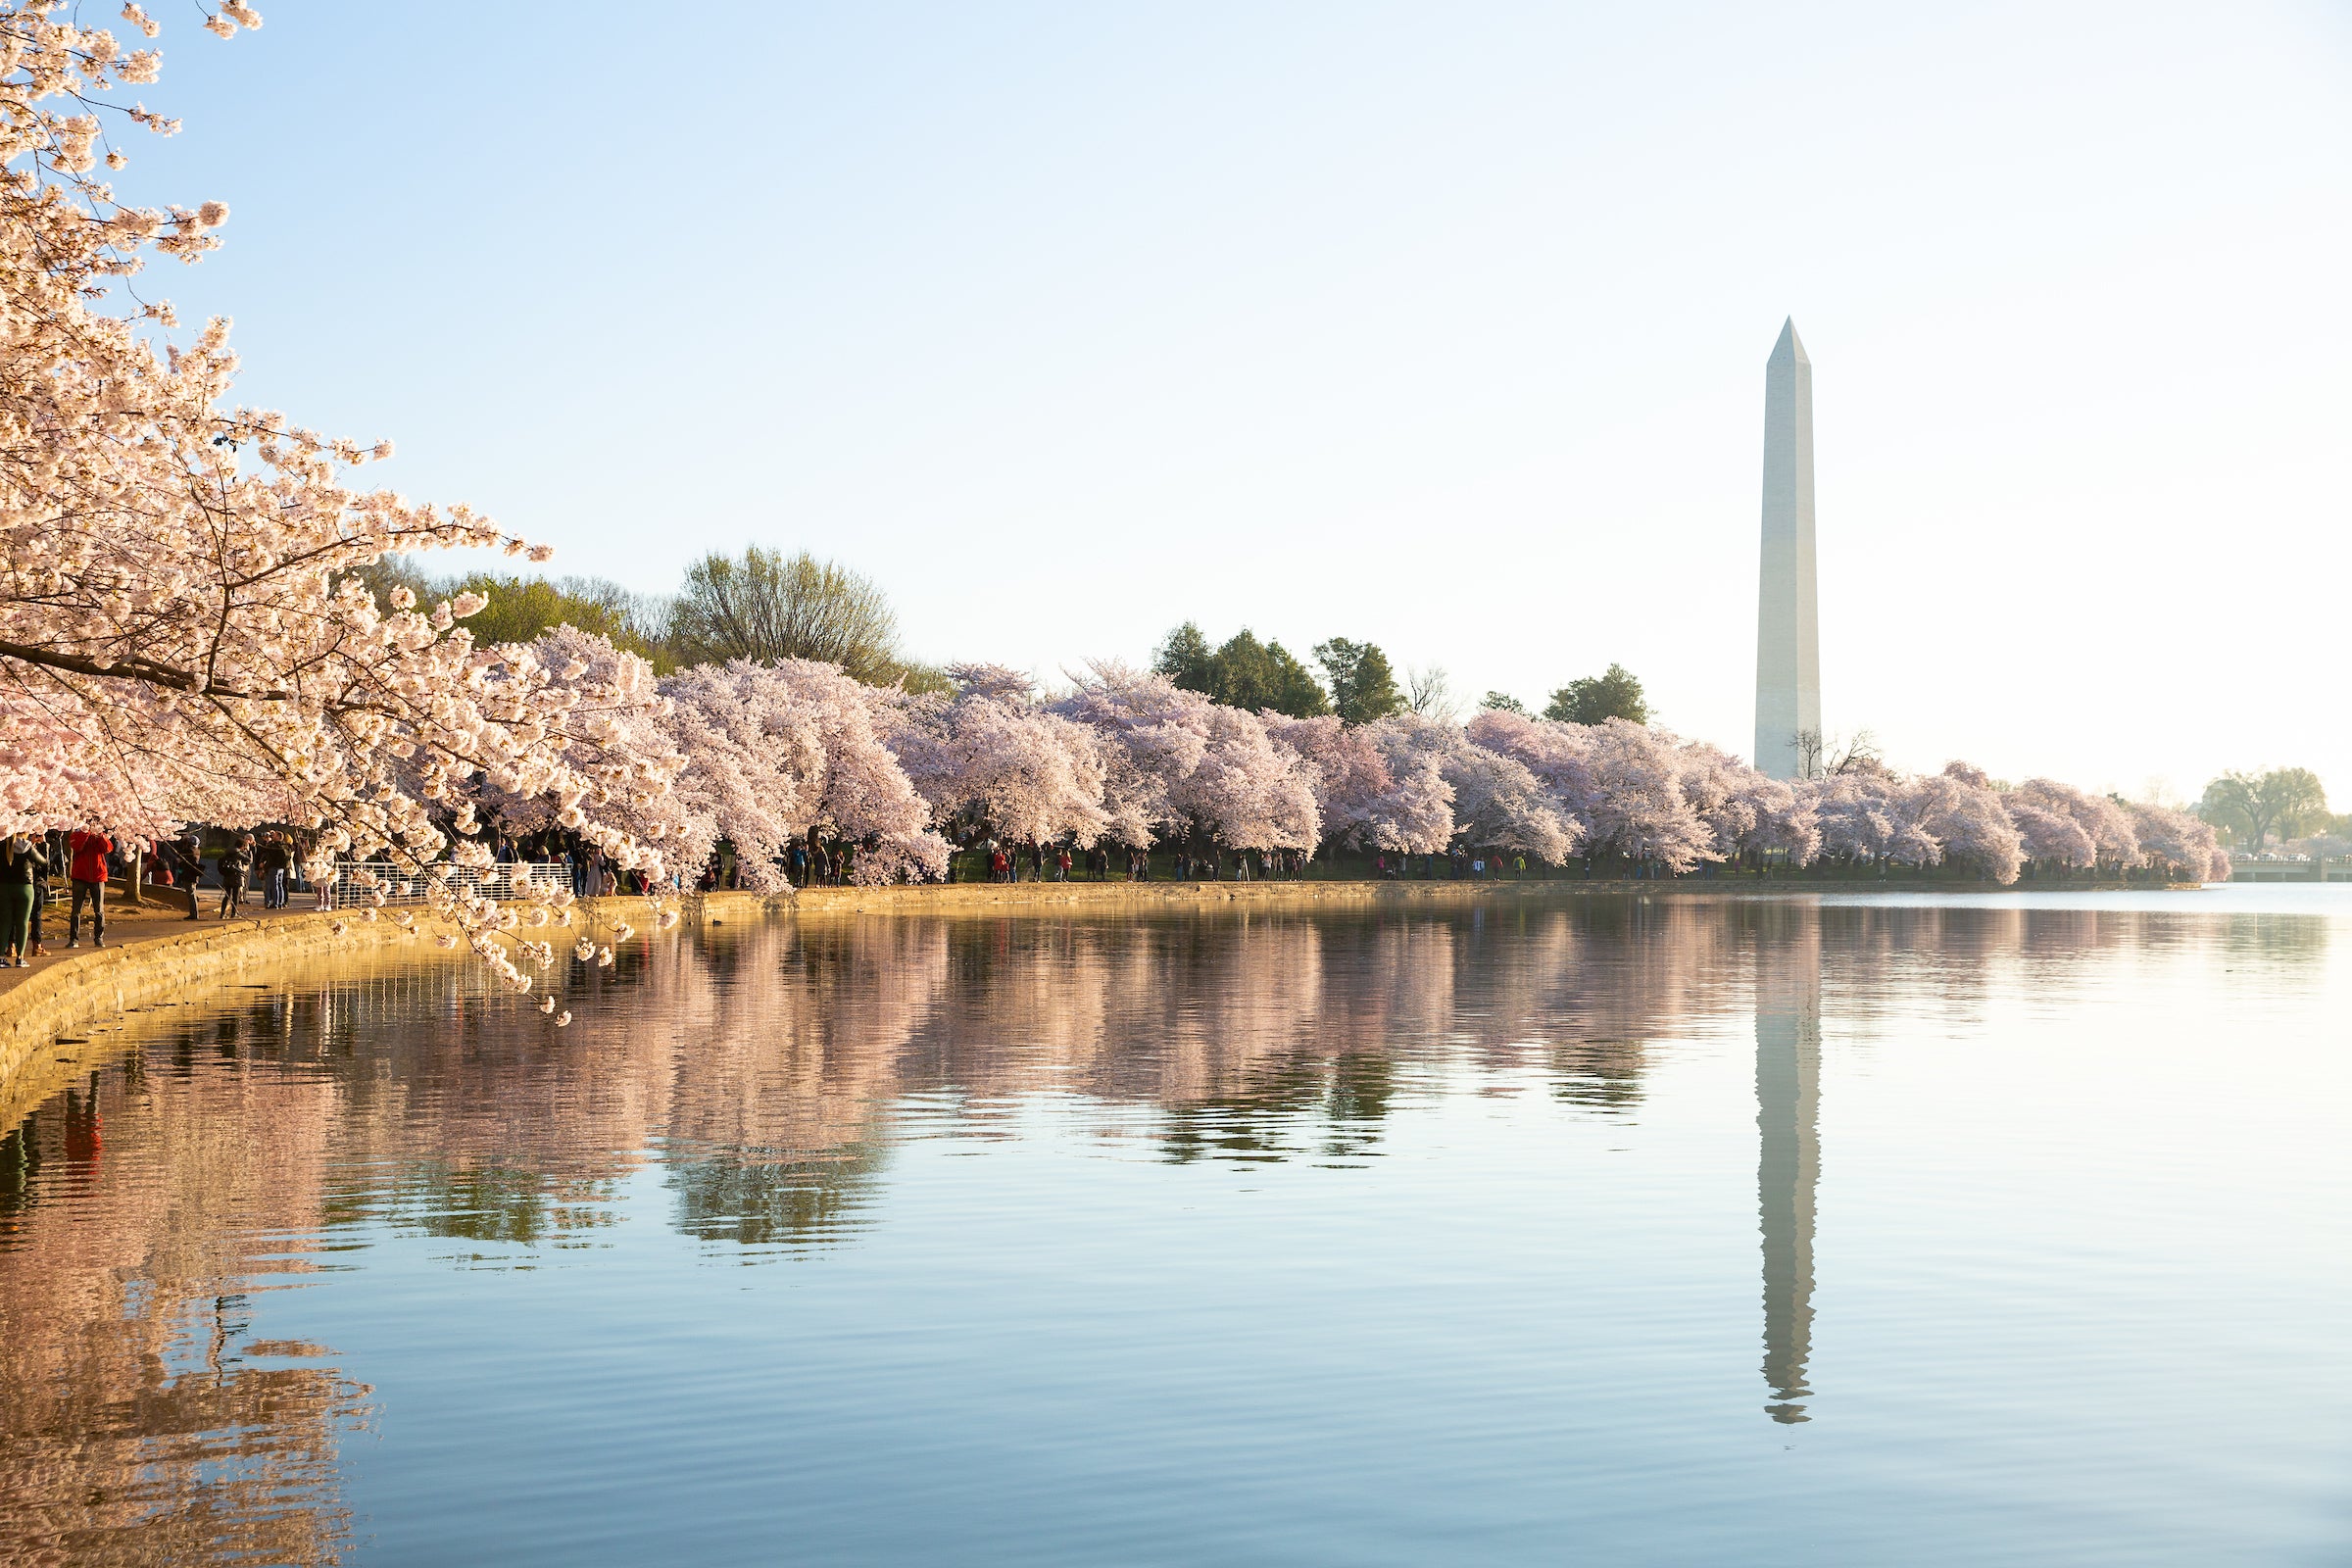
top-left (1152, 622), bottom-right (1218, 695)
top-left (1313, 637), bottom-right (1405, 724)
top-left (1544, 663), bottom-right (1650, 726)
top-left (1154, 625), bottom-right (1330, 717)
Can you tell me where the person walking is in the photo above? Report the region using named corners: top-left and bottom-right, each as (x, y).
top-left (1, 831), bottom-right (46, 966)
top-left (217, 834), bottom-right (253, 918)
top-left (65, 826), bottom-right (111, 948)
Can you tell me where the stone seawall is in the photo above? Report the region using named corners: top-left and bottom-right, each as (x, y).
top-left (0, 912), bottom-right (439, 1126)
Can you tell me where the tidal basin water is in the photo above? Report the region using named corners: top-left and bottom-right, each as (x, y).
top-left (2, 890), bottom-right (2348, 1565)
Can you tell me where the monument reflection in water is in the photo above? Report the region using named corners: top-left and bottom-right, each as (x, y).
top-left (0, 892), bottom-right (2346, 1567)
top-left (1757, 917), bottom-right (1822, 1424)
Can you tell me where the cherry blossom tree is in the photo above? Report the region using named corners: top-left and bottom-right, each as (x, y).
top-left (2004, 801), bottom-right (2096, 870)
top-left (1801, 770), bottom-right (1903, 867)
top-left (1907, 764), bottom-right (2025, 883)
top-left (1051, 665), bottom-right (1319, 852)
top-left (1465, 710), bottom-right (1725, 869)
top-left (2126, 800), bottom-right (2230, 882)
top-left (2009, 778), bottom-right (2138, 871)
top-left (1385, 712), bottom-right (1576, 863)
top-left (662, 656), bottom-right (948, 886)
top-left (1724, 768), bottom-right (1822, 866)
top-left (1262, 713), bottom-right (1451, 855)
top-left (878, 672), bottom-right (1111, 852)
top-left (0, 4), bottom-right (672, 990)
top-left (486, 633), bottom-right (948, 890)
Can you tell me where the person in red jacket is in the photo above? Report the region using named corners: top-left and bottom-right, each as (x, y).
top-left (66, 827), bottom-right (111, 948)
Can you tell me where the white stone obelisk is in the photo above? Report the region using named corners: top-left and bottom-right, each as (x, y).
top-left (1753, 318), bottom-right (1821, 780)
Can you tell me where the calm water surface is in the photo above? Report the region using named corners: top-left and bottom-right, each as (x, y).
top-left (2, 889), bottom-right (2347, 1565)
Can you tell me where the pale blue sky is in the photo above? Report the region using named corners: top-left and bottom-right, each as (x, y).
top-left (126, 3), bottom-right (2352, 805)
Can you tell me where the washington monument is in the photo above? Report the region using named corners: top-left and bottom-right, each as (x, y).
top-left (1753, 318), bottom-right (1821, 780)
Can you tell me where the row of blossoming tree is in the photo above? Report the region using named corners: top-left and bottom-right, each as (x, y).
top-left (0, 4), bottom-right (2227, 1012)
top-left (498, 631), bottom-right (2229, 892)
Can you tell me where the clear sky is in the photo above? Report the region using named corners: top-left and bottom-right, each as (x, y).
top-left (122, 3), bottom-right (2352, 807)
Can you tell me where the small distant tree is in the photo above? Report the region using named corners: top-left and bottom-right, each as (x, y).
top-left (1312, 637), bottom-right (1405, 724)
top-left (668, 548), bottom-right (906, 683)
top-left (1405, 663), bottom-right (1458, 721)
top-left (1792, 727), bottom-right (1827, 780)
top-left (1544, 663), bottom-right (1650, 726)
top-left (1828, 727), bottom-right (1886, 777)
top-left (1480, 692), bottom-right (1528, 715)
top-left (2199, 768), bottom-right (2328, 850)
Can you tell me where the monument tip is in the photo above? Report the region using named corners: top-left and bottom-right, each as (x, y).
top-left (1770, 317), bottom-right (1808, 365)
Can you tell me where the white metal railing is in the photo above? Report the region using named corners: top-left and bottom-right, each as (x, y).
top-left (319, 859), bottom-right (576, 909)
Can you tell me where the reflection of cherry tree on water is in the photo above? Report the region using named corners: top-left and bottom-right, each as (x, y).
top-left (0, 1054), bottom-right (367, 1566)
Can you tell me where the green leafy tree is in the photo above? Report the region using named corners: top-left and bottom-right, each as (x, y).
top-left (1480, 692), bottom-right (1528, 715)
top-left (668, 548), bottom-right (906, 683)
top-left (1544, 662), bottom-right (1651, 726)
top-left (448, 573), bottom-right (673, 670)
top-left (2199, 767), bottom-right (2328, 850)
top-left (1154, 624), bottom-right (1330, 716)
top-left (1214, 629), bottom-right (1330, 716)
top-left (1153, 622), bottom-right (1217, 694)
top-left (1312, 637), bottom-right (1404, 724)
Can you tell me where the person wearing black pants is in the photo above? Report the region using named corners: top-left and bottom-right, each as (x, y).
top-left (27, 828), bottom-right (56, 956)
top-left (217, 836), bottom-right (253, 919)
top-left (174, 834), bottom-right (205, 920)
top-left (0, 833), bottom-right (45, 966)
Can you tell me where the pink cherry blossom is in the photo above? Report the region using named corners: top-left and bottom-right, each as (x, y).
top-left (1050, 665), bottom-right (1319, 851)
top-left (878, 682), bottom-right (1112, 851)
top-left (1262, 713), bottom-right (1453, 854)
